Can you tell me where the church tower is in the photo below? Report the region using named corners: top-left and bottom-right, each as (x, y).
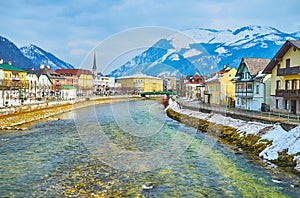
top-left (92, 52), bottom-right (97, 78)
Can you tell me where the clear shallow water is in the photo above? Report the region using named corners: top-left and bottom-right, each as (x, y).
top-left (0, 100), bottom-right (300, 197)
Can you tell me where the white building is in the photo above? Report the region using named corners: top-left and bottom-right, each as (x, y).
top-left (234, 58), bottom-right (271, 111)
top-left (37, 74), bottom-right (52, 99)
top-left (26, 69), bottom-right (39, 101)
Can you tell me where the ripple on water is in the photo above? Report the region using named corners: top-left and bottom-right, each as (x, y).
top-left (0, 100), bottom-right (300, 197)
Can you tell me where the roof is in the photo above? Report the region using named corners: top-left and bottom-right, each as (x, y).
top-left (263, 40), bottom-right (300, 73)
top-left (117, 72), bottom-right (162, 80)
top-left (35, 68), bottom-right (65, 79)
top-left (187, 72), bottom-right (205, 84)
top-left (61, 85), bottom-right (76, 89)
top-left (0, 63), bottom-right (26, 72)
top-left (205, 74), bottom-right (221, 83)
top-left (206, 67), bottom-right (234, 83)
top-left (241, 58), bottom-right (270, 76)
top-left (55, 69), bottom-right (93, 77)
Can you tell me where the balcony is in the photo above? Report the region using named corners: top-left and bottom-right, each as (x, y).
top-left (277, 66), bottom-right (300, 76)
top-left (276, 89), bottom-right (300, 97)
top-left (235, 91), bottom-right (253, 98)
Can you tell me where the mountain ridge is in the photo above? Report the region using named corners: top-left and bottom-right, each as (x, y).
top-left (0, 35), bottom-right (75, 70)
top-left (109, 25), bottom-right (300, 77)
top-left (20, 44), bottom-right (74, 70)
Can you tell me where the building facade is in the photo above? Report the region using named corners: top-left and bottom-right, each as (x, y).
top-left (56, 69), bottom-right (93, 96)
top-left (263, 40), bottom-right (300, 114)
top-left (163, 77), bottom-right (176, 92)
top-left (204, 67), bottom-right (236, 106)
top-left (234, 58), bottom-right (271, 111)
top-left (116, 73), bottom-right (163, 93)
top-left (0, 61), bottom-right (28, 106)
top-left (185, 73), bottom-right (205, 100)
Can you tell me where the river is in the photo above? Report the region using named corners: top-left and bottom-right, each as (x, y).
top-left (0, 100), bottom-right (300, 197)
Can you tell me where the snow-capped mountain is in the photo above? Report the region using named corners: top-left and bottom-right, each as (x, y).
top-left (110, 25), bottom-right (300, 77)
top-left (0, 36), bottom-right (34, 68)
top-left (20, 44), bottom-right (74, 70)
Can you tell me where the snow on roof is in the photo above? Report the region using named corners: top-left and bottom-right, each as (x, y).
top-left (205, 74), bottom-right (221, 83)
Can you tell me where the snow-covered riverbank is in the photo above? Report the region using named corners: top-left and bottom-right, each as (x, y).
top-left (166, 99), bottom-right (300, 171)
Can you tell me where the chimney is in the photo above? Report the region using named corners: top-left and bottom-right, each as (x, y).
top-left (8, 60), bottom-right (12, 65)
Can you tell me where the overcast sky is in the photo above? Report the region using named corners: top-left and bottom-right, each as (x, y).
top-left (1, 0), bottom-right (300, 72)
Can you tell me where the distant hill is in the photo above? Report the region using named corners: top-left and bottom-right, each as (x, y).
top-left (20, 44), bottom-right (74, 70)
top-left (110, 25), bottom-right (300, 77)
top-left (0, 36), bottom-right (34, 68)
top-left (0, 35), bottom-right (75, 70)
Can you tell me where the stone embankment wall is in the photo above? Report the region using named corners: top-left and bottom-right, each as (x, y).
top-left (166, 99), bottom-right (300, 173)
top-left (0, 96), bottom-right (138, 130)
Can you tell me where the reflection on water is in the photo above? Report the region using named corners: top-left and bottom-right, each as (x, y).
top-left (0, 100), bottom-right (300, 197)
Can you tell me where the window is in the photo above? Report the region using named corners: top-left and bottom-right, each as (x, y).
top-left (276, 80), bottom-right (281, 90)
top-left (276, 99), bottom-right (279, 109)
top-left (286, 80), bottom-right (290, 90)
top-left (292, 79), bottom-right (297, 90)
top-left (256, 84), bottom-right (259, 94)
top-left (286, 59), bottom-right (290, 68)
top-left (247, 83), bottom-right (253, 92)
top-left (5, 73), bottom-right (8, 78)
top-left (285, 100), bottom-right (288, 110)
top-left (237, 98), bottom-right (240, 105)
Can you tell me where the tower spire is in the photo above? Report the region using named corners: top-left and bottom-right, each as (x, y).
top-left (92, 52), bottom-right (97, 77)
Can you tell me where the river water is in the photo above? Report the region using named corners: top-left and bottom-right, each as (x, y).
top-left (1, 100), bottom-right (300, 197)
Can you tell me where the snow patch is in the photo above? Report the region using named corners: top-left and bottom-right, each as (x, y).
top-left (168, 98), bottom-right (300, 168)
top-left (214, 47), bottom-right (228, 55)
top-left (259, 125), bottom-right (300, 160)
top-left (183, 49), bottom-right (201, 58)
top-left (169, 53), bottom-right (180, 61)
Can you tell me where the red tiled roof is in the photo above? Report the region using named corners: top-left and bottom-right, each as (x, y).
top-left (55, 69), bottom-right (92, 77)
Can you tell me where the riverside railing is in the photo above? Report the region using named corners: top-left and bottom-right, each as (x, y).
top-left (178, 99), bottom-right (300, 125)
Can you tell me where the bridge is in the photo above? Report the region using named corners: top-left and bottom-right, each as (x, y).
top-left (140, 91), bottom-right (175, 97)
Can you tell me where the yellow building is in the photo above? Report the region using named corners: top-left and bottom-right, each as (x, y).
top-left (263, 40), bottom-right (300, 114)
top-left (116, 73), bottom-right (163, 93)
top-left (0, 61), bottom-right (28, 105)
top-left (204, 67), bottom-right (237, 106)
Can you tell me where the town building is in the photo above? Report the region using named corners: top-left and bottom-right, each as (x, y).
top-left (204, 67), bottom-right (236, 106)
top-left (37, 73), bottom-right (52, 99)
top-left (176, 75), bottom-right (187, 97)
top-left (37, 66), bottom-right (66, 98)
top-left (185, 72), bottom-right (205, 100)
top-left (56, 69), bottom-right (93, 97)
top-left (116, 73), bottom-right (163, 93)
top-left (163, 77), bottom-right (177, 92)
top-left (233, 58), bottom-right (271, 111)
top-left (263, 40), bottom-right (300, 114)
top-left (0, 60), bottom-right (28, 106)
top-left (25, 68), bottom-right (39, 101)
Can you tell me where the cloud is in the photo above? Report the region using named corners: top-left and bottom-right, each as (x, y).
top-left (1, 0), bottom-right (300, 69)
